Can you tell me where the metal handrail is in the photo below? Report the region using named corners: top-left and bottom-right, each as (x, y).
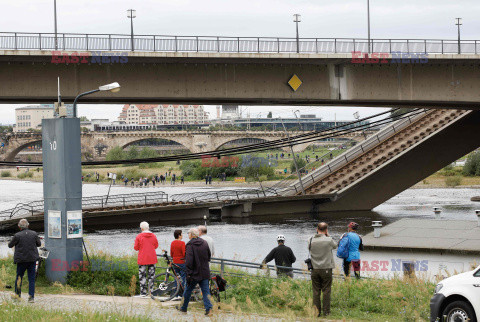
top-left (0, 191), bottom-right (169, 221)
top-left (1, 32), bottom-right (478, 54)
top-left (287, 109), bottom-right (430, 194)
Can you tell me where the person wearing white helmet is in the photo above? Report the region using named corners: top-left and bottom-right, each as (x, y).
top-left (261, 234), bottom-right (296, 278)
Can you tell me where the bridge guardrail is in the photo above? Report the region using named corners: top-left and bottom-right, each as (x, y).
top-left (0, 32), bottom-right (478, 54)
top-left (0, 191), bottom-right (169, 221)
top-left (286, 109), bottom-right (429, 194)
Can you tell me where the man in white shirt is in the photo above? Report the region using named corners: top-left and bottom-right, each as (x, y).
top-left (198, 225), bottom-right (214, 257)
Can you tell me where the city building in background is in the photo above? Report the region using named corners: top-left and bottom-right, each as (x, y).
top-left (14, 104), bottom-right (73, 132)
top-left (118, 104), bottom-right (209, 126)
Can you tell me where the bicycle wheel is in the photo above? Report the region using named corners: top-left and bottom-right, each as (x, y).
top-left (209, 279), bottom-right (221, 302)
top-left (152, 273), bottom-right (181, 301)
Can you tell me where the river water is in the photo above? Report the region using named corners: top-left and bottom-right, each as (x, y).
top-left (0, 180), bottom-right (479, 276)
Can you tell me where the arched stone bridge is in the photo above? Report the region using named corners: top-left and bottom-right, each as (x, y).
top-left (0, 130), bottom-right (371, 161)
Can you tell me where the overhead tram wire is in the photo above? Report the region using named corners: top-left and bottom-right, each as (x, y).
top-left (0, 109), bottom-right (423, 167)
top-left (0, 108), bottom-right (423, 167)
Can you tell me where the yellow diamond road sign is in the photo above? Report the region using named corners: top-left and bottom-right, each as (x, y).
top-left (288, 74), bottom-right (302, 91)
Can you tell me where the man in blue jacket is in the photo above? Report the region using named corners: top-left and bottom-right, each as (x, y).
top-left (8, 219), bottom-right (41, 302)
top-left (343, 222), bottom-right (362, 279)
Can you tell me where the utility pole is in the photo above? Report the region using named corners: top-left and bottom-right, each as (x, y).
top-left (279, 117), bottom-right (305, 195)
top-left (127, 9), bottom-right (136, 52)
top-left (455, 18), bottom-right (462, 54)
top-left (367, 0), bottom-right (371, 53)
top-left (53, 0), bottom-right (58, 50)
top-left (293, 14), bottom-right (301, 54)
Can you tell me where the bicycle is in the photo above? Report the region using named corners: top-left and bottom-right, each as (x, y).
top-left (151, 250), bottom-right (184, 301)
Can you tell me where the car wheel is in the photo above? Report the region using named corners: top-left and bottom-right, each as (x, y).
top-left (442, 300), bottom-right (477, 322)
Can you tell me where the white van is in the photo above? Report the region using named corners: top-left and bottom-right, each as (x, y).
top-left (430, 265), bottom-right (480, 321)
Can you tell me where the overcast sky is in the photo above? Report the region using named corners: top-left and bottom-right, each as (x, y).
top-left (0, 0), bottom-right (476, 124)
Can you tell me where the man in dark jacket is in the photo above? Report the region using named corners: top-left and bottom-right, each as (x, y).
top-left (8, 219), bottom-right (41, 302)
top-left (178, 227), bottom-right (213, 315)
top-left (262, 235), bottom-right (296, 278)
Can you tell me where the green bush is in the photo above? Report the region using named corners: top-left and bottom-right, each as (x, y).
top-left (17, 171), bottom-right (34, 179)
top-left (290, 158), bottom-right (307, 173)
top-left (1, 171), bottom-right (11, 177)
top-left (117, 168), bottom-right (147, 181)
top-left (463, 151), bottom-right (480, 176)
top-left (181, 157), bottom-right (240, 180)
top-left (445, 176), bottom-right (462, 187)
top-left (105, 146), bottom-right (125, 161)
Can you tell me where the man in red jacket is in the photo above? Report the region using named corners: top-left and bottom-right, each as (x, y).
top-left (134, 221), bottom-right (158, 298)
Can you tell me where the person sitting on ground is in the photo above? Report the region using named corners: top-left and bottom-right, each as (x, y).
top-left (309, 222), bottom-right (337, 317)
top-left (8, 219), bottom-right (41, 303)
top-left (198, 225), bottom-right (215, 257)
top-left (177, 228), bottom-right (213, 316)
top-left (133, 221), bottom-right (158, 298)
top-left (170, 229), bottom-right (186, 289)
top-left (261, 235), bottom-right (296, 278)
top-left (342, 222), bottom-right (362, 279)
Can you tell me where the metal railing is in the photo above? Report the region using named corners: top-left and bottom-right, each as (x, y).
top-left (210, 257), bottom-right (309, 278)
top-left (286, 109), bottom-right (430, 194)
top-left (1, 32), bottom-right (479, 54)
top-left (0, 191), bottom-right (168, 221)
top-left (170, 188), bottom-right (280, 204)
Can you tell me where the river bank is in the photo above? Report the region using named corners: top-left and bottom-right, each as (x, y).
top-left (0, 253), bottom-right (435, 321)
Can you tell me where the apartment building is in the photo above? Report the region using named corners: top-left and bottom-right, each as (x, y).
top-left (118, 104), bottom-right (209, 125)
top-left (14, 104), bottom-right (74, 132)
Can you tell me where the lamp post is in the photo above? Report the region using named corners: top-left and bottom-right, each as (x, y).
top-left (127, 9), bottom-right (136, 51)
top-left (53, 0), bottom-right (58, 50)
top-left (279, 117), bottom-right (305, 195)
top-left (455, 18), bottom-right (462, 54)
top-left (293, 14), bottom-right (301, 53)
top-left (367, 0), bottom-right (371, 53)
top-left (73, 82), bottom-right (121, 118)
top-left (293, 110), bottom-right (303, 132)
top-left (43, 82), bottom-right (120, 283)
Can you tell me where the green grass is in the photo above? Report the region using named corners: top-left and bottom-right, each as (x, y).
top-left (1, 252), bottom-right (434, 321)
top-left (0, 300), bottom-right (153, 321)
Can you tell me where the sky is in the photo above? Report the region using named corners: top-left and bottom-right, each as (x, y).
top-left (0, 0), bottom-right (476, 124)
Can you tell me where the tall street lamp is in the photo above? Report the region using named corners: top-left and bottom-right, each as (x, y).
top-left (73, 82), bottom-right (121, 117)
top-left (127, 9), bottom-right (136, 51)
top-left (53, 0), bottom-right (58, 50)
top-left (367, 0), bottom-right (371, 53)
top-left (293, 14), bottom-right (301, 53)
top-left (455, 18), bottom-right (462, 54)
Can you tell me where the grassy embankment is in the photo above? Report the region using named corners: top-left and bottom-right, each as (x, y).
top-left (0, 251), bottom-right (436, 321)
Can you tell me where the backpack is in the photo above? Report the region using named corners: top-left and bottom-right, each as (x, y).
top-left (336, 234), bottom-right (350, 259)
top-left (215, 274), bottom-right (227, 292)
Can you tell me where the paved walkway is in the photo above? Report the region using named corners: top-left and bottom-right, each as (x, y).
top-left (0, 291), bottom-right (277, 321)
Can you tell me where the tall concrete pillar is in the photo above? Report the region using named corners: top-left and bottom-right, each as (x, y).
top-left (42, 118), bottom-right (83, 283)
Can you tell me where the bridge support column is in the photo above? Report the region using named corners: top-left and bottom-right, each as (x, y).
top-left (42, 118), bottom-right (83, 283)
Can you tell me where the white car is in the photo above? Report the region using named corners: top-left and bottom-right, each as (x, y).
top-left (430, 265), bottom-right (480, 321)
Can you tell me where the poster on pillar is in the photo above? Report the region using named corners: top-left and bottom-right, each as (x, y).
top-left (48, 210), bottom-right (62, 239)
top-left (67, 210), bottom-right (83, 239)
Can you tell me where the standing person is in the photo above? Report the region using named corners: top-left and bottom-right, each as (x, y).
top-left (208, 174), bottom-right (212, 185)
top-left (133, 221), bottom-right (159, 298)
top-left (198, 225), bottom-right (214, 257)
top-left (261, 235), bottom-right (296, 278)
top-left (177, 228), bottom-right (213, 315)
top-left (180, 176), bottom-right (185, 184)
top-left (170, 230), bottom-right (186, 290)
top-left (8, 219), bottom-right (41, 303)
top-left (341, 222), bottom-right (362, 279)
top-left (308, 222), bottom-right (337, 317)
top-left (205, 174), bottom-right (209, 185)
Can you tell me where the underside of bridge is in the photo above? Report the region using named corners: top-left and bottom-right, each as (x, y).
top-left (293, 109), bottom-right (480, 212)
top-left (1, 51), bottom-right (480, 108)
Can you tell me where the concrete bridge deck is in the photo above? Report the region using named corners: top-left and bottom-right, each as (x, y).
top-left (2, 50), bottom-right (480, 107)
